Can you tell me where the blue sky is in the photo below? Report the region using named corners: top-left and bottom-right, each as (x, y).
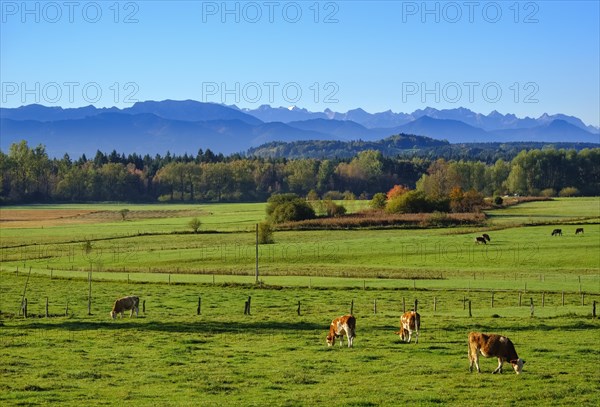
top-left (1, 1), bottom-right (599, 126)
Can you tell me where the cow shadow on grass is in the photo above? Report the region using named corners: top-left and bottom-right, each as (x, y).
top-left (16, 319), bottom-right (325, 335)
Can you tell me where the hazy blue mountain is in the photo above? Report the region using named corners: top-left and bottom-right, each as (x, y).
top-left (490, 120), bottom-right (600, 143)
top-left (0, 104), bottom-right (119, 121)
top-left (240, 105), bottom-right (327, 122)
top-left (123, 99), bottom-right (262, 125)
top-left (286, 118), bottom-right (372, 140)
top-left (395, 116), bottom-right (491, 143)
top-left (1, 100), bottom-right (597, 157)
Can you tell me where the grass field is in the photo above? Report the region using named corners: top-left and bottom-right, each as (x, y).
top-left (1, 198), bottom-right (599, 405)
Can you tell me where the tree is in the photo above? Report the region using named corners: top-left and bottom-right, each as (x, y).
top-left (188, 218), bottom-right (202, 233)
top-left (370, 192), bottom-right (387, 210)
top-left (386, 184), bottom-right (410, 200)
top-left (258, 222), bottom-right (274, 244)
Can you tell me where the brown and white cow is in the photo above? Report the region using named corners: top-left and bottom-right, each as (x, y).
top-left (110, 296), bottom-right (139, 319)
top-left (468, 332), bottom-right (525, 374)
top-left (326, 315), bottom-right (356, 348)
top-left (575, 227), bottom-right (584, 235)
top-left (395, 311), bottom-right (420, 343)
top-left (475, 236), bottom-right (487, 244)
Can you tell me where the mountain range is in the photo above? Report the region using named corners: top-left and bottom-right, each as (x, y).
top-left (1, 100), bottom-right (598, 157)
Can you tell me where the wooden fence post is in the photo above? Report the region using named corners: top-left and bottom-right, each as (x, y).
top-left (491, 291), bottom-right (494, 308)
top-left (468, 300), bottom-right (472, 317)
top-left (297, 301), bottom-right (301, 316)
top-left (562, 291), bottom-right (565, 306)
top-left (23, 298), bottom-right (28, 319)
top-left (530, 298), bottom-right (534, 317)
top-left (373, 299), bottom-right (377, 315)
top-left (519, 292), bottom-right (522, 307)
top-left (128, 274), bottom-right (130, 284)
top-left (143, 300), bottom-right (146, 314)
top-left (197, 297), bottom-right (202, 315)
top-left (403, 297), bottom-right (406, 313)
top-left (45, 297), bottom-right (49, 318)
top-left (593, 301), bottom-right (596, 319)
top-left (434, 297), bottom-right (437, 312)
top-left (65, 301), bottom-right (69, 316)
top-left (542, 292), bottom-right (545, 307)
top-left (463, 295), bottom-right (466, 310)
top-left (350, 299), bottom-right (354, 315)
top-left (244, 296), bottom-right (252, 315)
top-left (414, 299), bottom-right (418, 313)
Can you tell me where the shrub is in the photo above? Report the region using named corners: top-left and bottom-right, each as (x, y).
top-left (267, 193), bottom-right (315, 223)
top-left (370, 192), bottom-right (387, 210)
top-left (558, 187), bottom-right (579, 197)
top-left (540, 188), bottom-right (556, 197)
top-left (494, 196), bottom-right (504, 205)
top-left (325, 200), bottom-right (347, 217)
top-left (258, 222), bottom-right (274, 244)
top-left (188, 217), bottom-right (202, 233)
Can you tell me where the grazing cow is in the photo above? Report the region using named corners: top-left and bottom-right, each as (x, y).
top-left (551, 228), bottom-right (562, 236)
top-left (482, 233), bottom-right (491, 242)
top-left (468, 332), bottom-right (525, 375)
top-left (395, 311), bottom-right (420, 343)
top-left (475, 236), bottom-right (487, 244)
top-left (575, 228), bottom-right (584, 235)
top-left (326, 315), bottom-right (356, 348)
top-left (110, 296), bottom-right (139, 319)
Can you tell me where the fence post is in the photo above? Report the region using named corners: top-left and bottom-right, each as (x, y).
top-left (363, 280), bottom-right (366, 290)
top-left (463, 295), bottom-right (466, 310)
top-left (197, 297), bottom-right (202, 315)
top-left (246, 296), bottom-right (252, 315)
top-left (143, 300), bottom-right (146, 314)
top-left (519, 292), bottom-right (522, 307)
top-left (45, 297), bottom-right (49, 318)
top-left (297, 301), bottom-right (301, 316)
top-left (65, 301), bottom-right (69, 316)
top-left (168, 274), bottom-right (171, 285)
top-left (403, 297), bottom-right (406, 313)
top-left (593, 301), bottom-right (596, 319)
top-left (23, 298), bottom-right (28, 319)
top-left (530, 298), bottom-right (534, 317)
top-left (542, 292), bottom-right (545, 307)
top-left (491, 291), bottom-right (494, 308)
top-left (128, 273), bottom-right (130, 284)
top-left (562, 291), bottom-right (565, 306)
top-left (373, 299), bottom-right (377, 315)
top-left (468, 300), bottom-right (472, 317)
top-left (350, 299), bottom-right (354, 315)
top-left (434, 297), bottom-right (437, 312)
top-left (414, 299), bottom-right (418, 313)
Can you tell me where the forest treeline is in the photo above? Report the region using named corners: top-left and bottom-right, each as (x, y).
top-left (1, 140), bottom-right (598, 203)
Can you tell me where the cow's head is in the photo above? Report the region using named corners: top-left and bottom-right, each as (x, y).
top-left (110, 311), bottom-right (117, 319)
top-left (510, 358), bottom-right (525, 374)
top-left (326, 334), bottom-right (335, 347)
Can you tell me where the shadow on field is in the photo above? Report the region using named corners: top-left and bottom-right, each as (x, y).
top-left (17, 320), bottom-right (325, 334)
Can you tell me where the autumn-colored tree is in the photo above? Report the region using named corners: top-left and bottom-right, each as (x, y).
top-left (386, 184), bottom-right (410, 200)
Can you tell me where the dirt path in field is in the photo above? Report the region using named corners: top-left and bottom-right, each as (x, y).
top-left (0, 208), bottom-right (204, 228)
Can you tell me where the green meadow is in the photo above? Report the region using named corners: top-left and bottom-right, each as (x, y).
top-left (1, 198), bottom-right (599, 405)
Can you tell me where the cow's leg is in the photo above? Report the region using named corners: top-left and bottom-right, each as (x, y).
top-left (348, 336), bottom-right (353, 348)
top-left (407, 331), bottom-right (412, 343)
top-left (493, 358), bottom-right (503, 374)
top-left (470, 348), bottom-right (481, 373)
top-left (339, 335), bottom-right (343, 347)
top-left (414, 329), bottom-right (419, 344)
